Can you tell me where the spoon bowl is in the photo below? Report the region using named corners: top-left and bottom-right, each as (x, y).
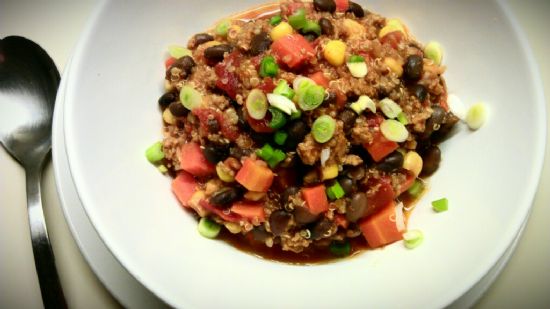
top-left (0, 36), bottom-right (66, 308)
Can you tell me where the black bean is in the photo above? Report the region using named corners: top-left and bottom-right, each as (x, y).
top-left (250, 32), bottom-right (272, 56)
top-left (346, 165), bottom-right (365, 180)
top-left (347, 2), bottom-right (365, 18)
top-left (323, 91), bottom-right (337, 104)
top-left (311, 218), bottom-right (336, 240)
top-left (313, 0), bottom-right (336, 13)
top-left (420, 145), bottom-right (441, 177)
top-left (249, 131), bottom-right (271, 145)
top-left (252, 226), bottom-right (270, 242)
top-left (377, 151), bottom-right (404, 172)
top-left (158, 92), bottom-right (177, 109)
top-left (269, 210), bottom-right (292, 236)
top-left (285, 120), bottom-right (309, 148)
top-left (166, 56), bottom-right (196, 79)
top-left (209, 187), bottom-right (240, 206)
top-left (432, 112), bottom-right (459, 143)
top-left (193, 33), bottom-right (214, 47)
top-left (203, 144), bottom-right (229, 163)
top-left (404, 55), bottom-right (424, 81)
top-left (207, 117), bottom-right (220, 133)
top-left (339, 109), bottom-right (357, 133)
top-left (281, 186), bottom-right (300, 204)
top-left (346, 192), bottom-right (368, 222)
top-left (410, 84), bottom-right (428, 102)
top-left (303, 33), bottom-right (317, 42)
top-left (422, 105), bottom-right (446, 138)
top-left (338, 177), bottom-right (354, 195)
top-left (319, 18), bottom-right (334, 36)
top-left (204, 44), bottom-right (232, 63)
top-left (229, 147), bottom-right (249, 159)
top-left (293, 205), bottom-right (319, 225)
top-left (168, 101), bottom-right (188, 117)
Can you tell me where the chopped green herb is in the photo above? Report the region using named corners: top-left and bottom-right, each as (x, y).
top-left (290, 109), bottom-right (302, 120)
top-left (256, 143), bottom-right (274, 161)
top-left (145, 141), bottom-right (165, 163)
top-left (329, 240), bottom-right (351, 257)
top-left (215, 19), bottom-right (231, 36)
top-left (246, 89), bottom-right (268, 120)
top-left (432, 198), bottom-right (448, 212)
top-left (259, 56), bottom-right (279, 77)
top-left (268, 107), bottom-right (287, 129)
top-left (397, 112), bottom-right (409, 125)
top-left (198, 217), bottom-right (221, 239)
top-left (326, 181), bottom-right (345, 200)
top-left (273, 79), bottom-right (295, 100)
top-left (312, 115), bottom-right (336, 143)
top-left (407, 180), bottom-right (424, 198)
top-left (348, 55), bottom-right (365, 63)
top-left (298, 84), bottom-right (325, 111)
top-left (274, 131), bottom-right (288, 145)
top-left (267, 149), bottom-right (286, 168)
top-left (403, 229), bottom-right (424, 249)
top-left (157, 165), bottom-right (168, 173)
top-left (301, 20), bottom-right (321, 36)
top-left (270, 15), bottom-right (282, 26)
top-left (288, 8), bottom-right (307, 29)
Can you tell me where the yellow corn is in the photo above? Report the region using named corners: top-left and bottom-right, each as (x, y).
top-left (244, 191), bottom-right (266, 201)
top-left (323, 40), bottom-right (347, 67)
top-left (202, 40), bottom-right (222, 48)
top-left (216, 163), bottom-right (235, 182)
top-left (384, 57), bottom-right (403, 77)
top-left (403, 151), bottom-right (423, 177)
top-left (270, 22), bottom-right (293, 41)
top-left (224, 222), bottom-right (242, 234)
top-left (342, 19), bottom-right (365, 37)
top-left (379, 18), bottom-right (406, 39)
top-left (162, 108), bottom-right (176, 125)
top-left (321, 164), bottom-right (339, 180)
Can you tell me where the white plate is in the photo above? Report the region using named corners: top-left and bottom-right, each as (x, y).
top-left (54, 60), bottom-right (528, 309)
top-left (63, 1), bottom-right (546, 308)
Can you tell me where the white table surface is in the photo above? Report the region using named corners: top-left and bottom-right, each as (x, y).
top-left (1, 1), bottom-right (549, 308)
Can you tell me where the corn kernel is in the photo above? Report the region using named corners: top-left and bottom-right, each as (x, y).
top-left (216, 163), bottom-right (235, 182)
top-left (244, 191), bottom-right (266, 201)
top-left (323, 40), bottom-right (346, 67)
top-left (224, 222), bottom-right (242, 234)
top-left (162, 108), bottom-right (176, 125)
top-left (321, 164), bottom-right (339, 180)
top-left (383, 57), bottom-right (403, 77)
top-left (342, 19), bottom-right (365, 38)
top-left (270, 22), bottom-right (293, 41)
top-left (379, 19), bottom-right (406, 39)
top-left (202, 40), bottom-right (222, 48)
top-left (403, 151), bottom-right (423, 177)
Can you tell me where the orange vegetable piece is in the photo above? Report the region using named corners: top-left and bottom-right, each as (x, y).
top-left (359, 201), bottom-right (404, 248)
top-left (301, 185), bottom-right (329, 215)
top-left (235, 159), bottom-right (274, 192)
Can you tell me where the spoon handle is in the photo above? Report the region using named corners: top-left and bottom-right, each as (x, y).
top-left (25, 162), bottom-right (67, 309)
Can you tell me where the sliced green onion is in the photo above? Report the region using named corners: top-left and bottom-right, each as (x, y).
top-left (346, 61), bottom-right (368, 78)
top-left (432, 198), bottom-right (448, 212)
top-left (292, 76), bottom-right (316, 93)
top-left (349, 55), bottom-right (365, 63)
top-left (403, 229), bottom-right (424, 249)
top-left (256, 143), bottom-right (274, 161)
top-left (267, 93), bottom-right (297, 115)
top-left (198, 217), bottom-right (221, 239)
top-left (290, 109), bottom-right (302, 120)
top-left (465, 102), bottom-right (488, 130)
top-left (168, 45), bottom-right (192, 59)
top-left (273, 79), bottom-right (295, 100)
top-left (424, 41), bottom-right (443, 65)
top-left (246, 89), bottom-right (268, 120)
top-left (350, 95), bottom-right (376, 114)
top-left (379, 98), bottom-right (402, 119)
top-left (329, 240), bottom-right (351, 257)
top-left (298, 84), bottom-right (325, 111)
top-left (215, 19), bottom-right (231, 37)
top-left (301, 20), bottom-right (321, 36)
top-left (270, 15), bottom-right (282, 26)
top-left (407, 179), bottom-right (424, 198)
top-left (380, 119), bottom-right (409, 142)
top-left (259, 56), bottom-right (279, 77)
top-left (158, 165), bottom-right (168, 173)
top-left (145, 141), bottom-right (164, 163)
top-left (179, 85), bottom-right (203, 110)
top-left (397, 112), bottom-right (409, 125)
top-left (274, 131), bottom-right (288, 145)
top-left (268, 107), bottom-right (287, 129)
top-left (312, 115), bottom-right (336, 143)
top-left (326, 181), bottom-right (345, 200)
top-left (267, 149), bottom-right (286, 168)
top-left (288, 8), bottom-right (307, 30)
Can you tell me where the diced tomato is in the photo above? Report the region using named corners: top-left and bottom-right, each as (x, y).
top-left (359, 201), bottom-right (403, 248)
top-left (335, 89), bottom-right (347, 110)
top-left (302, 185), bottom-right (329, 215)
top-left (245, 109), bottom-right (274, 133)
top-left (199, 199), bottom-right (241, 222)
top-left (365, 176), bottom-right (395, 217)
top-left (364, 131), bottom-right (399, 162)
top-left (308, 72), bottom-right (330, 88)
top-left (395, 170), bottom-right (415, 196)
top-left (235, 159), bottom-right (274, 192)
top-left (192, 108), bottom-right (239, 141)
top-left (366, 113), bottom-right (384, 127)
top-left (380, 31), bottom-right (404, 49)
top-left (230, 201), bottom-right (266, 222)
top-left (214, 52), bottom-right (242, 99)
top-left (171, 171), bottom-right (197, 207)
top-left (271, 34), bottom-right (315, 69)
top-left (335, 0), bottom-right (349, 12)
top-left (258, 77), bottom-right (276, 93)
top-left (179, 142), bottom-right (215, 177)
top-left (334, 214), bottom-right (349, 229)
top-left (165, 57), bottom-right (176, 69)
